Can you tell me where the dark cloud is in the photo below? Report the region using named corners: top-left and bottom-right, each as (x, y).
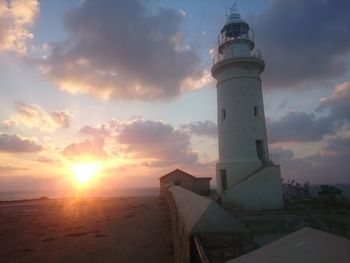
top-left (318, 81), bottom-right (350, 122)
top-left (117, 120), bottom-right (198, 165)
top-left (62, 138), bottom-right (107, 158)
top-left (38, 0), bottom-right (207, 100)
top-left (267, 81), bottom-right (350, 143)
top-left (271, 134), bottom-right (350, 184)
top-left (251, 0), bottom-right (350, 88)
top-left (267, 112), bottom-right (333, 143)
top-left (0, 133), bottom-right (42, 153)
top-left (181, 120), bottom-right (217, 137)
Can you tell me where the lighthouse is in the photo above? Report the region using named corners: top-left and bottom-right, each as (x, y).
top-left (211, 9), bottom-right (283, 210)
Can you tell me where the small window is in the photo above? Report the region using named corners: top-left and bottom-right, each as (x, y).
top-left (221, 109), bottom-right (226, 120)
top-left (254, 106), bottom-right (259, 116)
top-left (174, 181), bottom-right (181, 186)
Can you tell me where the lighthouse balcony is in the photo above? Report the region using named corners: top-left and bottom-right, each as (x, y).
top-left (213, 47), bottom-right (262, 65)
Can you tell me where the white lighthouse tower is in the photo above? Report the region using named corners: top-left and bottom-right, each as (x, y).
top-left (211, 9), bottom-right (283, 210)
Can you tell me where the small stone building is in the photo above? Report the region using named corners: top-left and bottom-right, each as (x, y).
top-left (159, 169), bottom-right (211, 196)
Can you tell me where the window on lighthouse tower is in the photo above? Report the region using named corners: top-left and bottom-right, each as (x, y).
top-left (221, 109), bottom-right (226, 120)
top-left (254, 106), bottom-right (259, 116)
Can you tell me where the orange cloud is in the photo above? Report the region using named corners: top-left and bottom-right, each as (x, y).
top-left (2, 102), bottom-right (73, 132)
top-left (0, 0), bottom-right (39, 54)
top-left (62, 138), bottom-right (107, 159)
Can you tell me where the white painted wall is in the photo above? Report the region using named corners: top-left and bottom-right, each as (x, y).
top-left (213, 55), bottom-right (269, 192)
top-left (211, 14), bottom-right (284, 211)
top-left (222, 166), bottom-right (283, 211)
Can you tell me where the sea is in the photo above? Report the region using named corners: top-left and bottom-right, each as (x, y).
top-left (0, 184), bottom-right (349, 201)
top-left (0, 187), bottom-right (160, 201)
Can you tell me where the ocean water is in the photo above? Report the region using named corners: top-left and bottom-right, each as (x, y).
top-left (0, 187), bottom-right (160, 201)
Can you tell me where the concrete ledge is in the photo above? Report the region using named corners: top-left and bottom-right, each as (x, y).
top-left (226, 227), bottom-right (350, 263)
top-left (165, 186), bottom-right (255, 263)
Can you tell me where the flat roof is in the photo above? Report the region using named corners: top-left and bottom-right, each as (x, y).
top-left (227, 227), bottom-right (350, 263)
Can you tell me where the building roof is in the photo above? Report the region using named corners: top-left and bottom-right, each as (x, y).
top-left (226, 227), bottom-right (350, 263)
top-left (159, 168), bottom-right (212, 180)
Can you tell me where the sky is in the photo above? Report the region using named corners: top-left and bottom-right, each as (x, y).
top-left (0, 0), bottom-right (349, 193)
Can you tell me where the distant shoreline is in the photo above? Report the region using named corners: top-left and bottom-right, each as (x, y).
top-left (0, 187), bottom-right (160, 201)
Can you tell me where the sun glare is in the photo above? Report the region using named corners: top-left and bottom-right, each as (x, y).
top-left (70, 162), bottom-right (100, 185)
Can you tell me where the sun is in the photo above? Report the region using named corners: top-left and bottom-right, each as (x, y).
top-left (70, 162), bottom-right (100, 185)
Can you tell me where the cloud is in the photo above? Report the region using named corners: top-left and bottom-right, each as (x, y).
top-left (117, 119), bottom-right (198, 166)
top-left (62, 138), bottom-right (107, 159)
top-left (77, 119), bottom-right (201, 165)
top-left (35, 156), bottom-right (56, 164)
top-left (0, 165), bottom-right (28, 173)
top-left (271, 133), bottom-right (350, 184)
top-left (181, 120), bottom-right (217, 137)
top-left (318, 81), bottom-right (350, 122)
top-left (0, 118), bottom-right (17, 129)
top-left (267, 112), bottom-right (333, 143)
top-left (2, 102), bottom-right (73, 132)
top-left (0, 133), bottom-right (42, 153)
top-left (267, 81), bottom-right (350, 143)
top-left (251, 0), bottom-right (350, 88)
top-left (79, 124), bottom-right (110, 138)
top-left (49, 111), bottom-right (73, 128)
top-left (0, 175), bottom-right (61, 191)
top-left (37, 0), bottom-right (208, 100)
top-left (0, 0), bottom-right (39, 54)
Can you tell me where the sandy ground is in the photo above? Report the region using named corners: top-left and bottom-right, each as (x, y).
top-left (0, 196), bottom-right (173, 263)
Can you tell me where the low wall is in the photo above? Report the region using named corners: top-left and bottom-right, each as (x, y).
top-left (164, 186), bottom-right (255, 263)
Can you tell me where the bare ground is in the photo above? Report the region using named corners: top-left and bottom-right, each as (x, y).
top-left (0, 196), bottom-right (173, 263)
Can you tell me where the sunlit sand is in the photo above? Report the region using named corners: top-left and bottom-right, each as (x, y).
top-left (0, 196), bottom-right (173, 263)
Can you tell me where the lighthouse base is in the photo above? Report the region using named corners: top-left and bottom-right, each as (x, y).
top-left (219, 165), bottom-right (284, 211)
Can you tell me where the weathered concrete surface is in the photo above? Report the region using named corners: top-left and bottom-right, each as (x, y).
top-left (166, 186), bottom-right (255, 263)
top-left (226, 227), bottom-right (350, 263)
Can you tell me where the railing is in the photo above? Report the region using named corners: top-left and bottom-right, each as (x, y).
top-left (217, 31), bottom-right (255, 47)
top-left (269, 153), bottom-right (280, 165)
top-left (191, 236), bottom-right (210, 263)
top-left (213, 48), bottom-right (262, 64)
top-left (230, 153), bottom-right (280, 187)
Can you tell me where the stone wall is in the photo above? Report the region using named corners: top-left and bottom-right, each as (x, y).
top-left (194, 179), bottom-right (211, 196)
top-left (164, 186), bottom-right (255, 263)
top-left (160, 169), bottom-right (211, 197)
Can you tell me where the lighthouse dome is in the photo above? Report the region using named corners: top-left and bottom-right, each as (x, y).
top-left (221, 13), bottom-right (250, 38)
top-left (217, 11), bottom-right (255, 55)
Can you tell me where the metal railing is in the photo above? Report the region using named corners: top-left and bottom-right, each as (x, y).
top-left (191, 236), bottom-right (210, 263)
top-left (217, 31), bottom-right (255, 47)
top-left (213, 48), bottom-right (262, 64)
top-left (269, 153), bottom-right (280, 165)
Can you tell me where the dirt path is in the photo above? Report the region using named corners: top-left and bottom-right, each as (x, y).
top-left (0, 196), bottom-right (173, 263)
